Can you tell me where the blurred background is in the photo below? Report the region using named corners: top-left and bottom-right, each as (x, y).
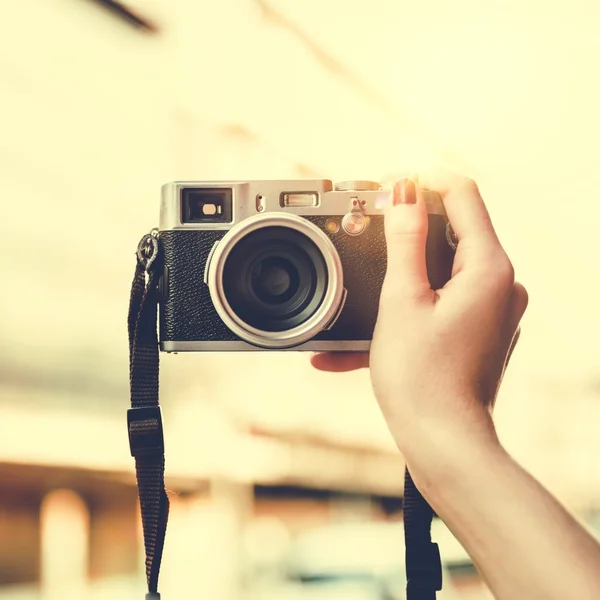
top-left (2, 0), bottom-right (600, 598)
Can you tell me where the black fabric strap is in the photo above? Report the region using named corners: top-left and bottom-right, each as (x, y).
top-left (125, 229), bottom-right (452, 600)
top-left (404, 468), bottom-right (442, 599)
top-left (402, 327), bottom-right (522, 600)
top-left (128, 231), bottom-right (169, 599)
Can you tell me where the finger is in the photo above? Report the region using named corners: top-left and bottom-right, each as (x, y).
top-left (418, 169), bottom-right (502, 255)
top-left (383, 178), bottom-right (432, 299)
top-left (310, 352), bottom-right (370, 372)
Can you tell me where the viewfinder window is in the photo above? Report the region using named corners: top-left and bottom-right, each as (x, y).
top-left (182, 188), bottom-right (233, 223)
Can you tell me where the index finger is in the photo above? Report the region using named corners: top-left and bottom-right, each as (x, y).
top-left (418, 170), bottom-right (501, 252)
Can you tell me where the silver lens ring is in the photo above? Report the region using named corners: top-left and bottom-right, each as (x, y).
top-left (206, 213), bottom-right (344, 349)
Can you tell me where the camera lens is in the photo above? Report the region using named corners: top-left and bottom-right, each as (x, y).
top-left (251, 257), bottom-right (298, 305)
top-left (206, 212), bottom-right (345, 348)
top-left (222, 226), bottom-right (328, 333)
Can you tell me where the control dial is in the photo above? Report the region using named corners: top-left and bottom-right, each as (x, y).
top-left (334, 180), bottom-right (381, 192)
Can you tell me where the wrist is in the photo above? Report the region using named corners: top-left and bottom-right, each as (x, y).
top-left (393, 411), bottom-right (503, 489)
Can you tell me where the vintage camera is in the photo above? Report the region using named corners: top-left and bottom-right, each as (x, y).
top-left (158, 179), bottom-right (455, 352)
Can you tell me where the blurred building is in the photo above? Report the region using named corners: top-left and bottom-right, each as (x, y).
top-left (2, 1), bottom-right (600, 599)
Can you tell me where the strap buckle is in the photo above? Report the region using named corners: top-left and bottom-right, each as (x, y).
top-left (406, 542), bottom-right (443, 591)
top-left (127, 406), bottom-right (165, 458)
top-left (136, 230), bottom-right (160, 273)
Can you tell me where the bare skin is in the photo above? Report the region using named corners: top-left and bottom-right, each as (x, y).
top-left (311, 173), bottom-right (600, 600)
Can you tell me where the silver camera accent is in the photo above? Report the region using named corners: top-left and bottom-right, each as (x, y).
top-left (159, 179), bottom-right (446, 231)
top-left (158, 179), bottom-right (451, 353)
top-left (204, 212), bottom-right (346, 349)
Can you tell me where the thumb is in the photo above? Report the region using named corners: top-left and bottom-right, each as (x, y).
top-left (382, 178), bottom-right (432, 300)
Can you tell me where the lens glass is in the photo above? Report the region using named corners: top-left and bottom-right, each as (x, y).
top-left (251, 257), bottom-right (299, 305)
top-left (222, 226), bottom-right (328, 333)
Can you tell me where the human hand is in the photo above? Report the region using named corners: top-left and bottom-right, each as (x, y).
top-left (311, 173), bottom-right (528, 467)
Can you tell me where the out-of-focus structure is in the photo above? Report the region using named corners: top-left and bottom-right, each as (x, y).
top-left (1, 1), bottom-right (600, 599)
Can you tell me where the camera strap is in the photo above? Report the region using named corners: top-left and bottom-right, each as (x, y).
top-left (127, 230), bottom-right (169, 600)
top-left (404, 469), bottom-right (443, 599)
top-left (402, 324), bottom-right (522, 600)
top-left (125, 230), bottom-right (450, 600)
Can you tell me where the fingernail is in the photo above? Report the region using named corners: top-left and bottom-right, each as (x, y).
top-left (393, 178), bottom-right (417, 205)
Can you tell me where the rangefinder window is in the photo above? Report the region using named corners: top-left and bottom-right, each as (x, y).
top-left (182, 188), bottom-right (233, 224)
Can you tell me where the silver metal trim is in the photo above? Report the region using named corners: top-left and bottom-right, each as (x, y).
top-left (160, 340), bottom-right (371, 353)
top-left (159, 180), bottom-right (446, 231)
top-left (205, 212), bottom-right (345, 349)
top-left (334, 180), bottom-right (381, 191)
top-left (323, 287), bottom-right (348, 331)
top-left (203, 240), bottom-right (221, 285)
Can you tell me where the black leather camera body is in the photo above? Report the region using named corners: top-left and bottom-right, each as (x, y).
top-left (158, 179), bottom-right (455, 352)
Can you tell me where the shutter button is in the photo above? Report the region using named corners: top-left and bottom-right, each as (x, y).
top-left (342, 213), bottom-right (366, 235)
top-left (342, 197), bottom-right (367, 236)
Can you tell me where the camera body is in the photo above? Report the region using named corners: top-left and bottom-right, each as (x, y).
top-left (158, 179), bottom-right (455, 352)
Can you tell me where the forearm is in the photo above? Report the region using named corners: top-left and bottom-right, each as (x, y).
top-left (400, 422), bottom-right (600, 600)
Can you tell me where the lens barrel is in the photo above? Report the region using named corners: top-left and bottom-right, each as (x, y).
top-left (206, 213), bottom-right (344, 348)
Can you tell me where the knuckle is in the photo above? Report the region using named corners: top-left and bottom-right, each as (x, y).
top-left (457, 176), bottom-right (481, 196)
top-left (493, 255), bottom-right (515, 288)
top-left (518, 283), bottom-right (529, 304)
top-left (439, 172), bottom-right (482, 199)
top-left (514, 282), bottom-right (529, 313)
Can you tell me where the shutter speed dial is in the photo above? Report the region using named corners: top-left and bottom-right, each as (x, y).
top-left (334, 180), bottom-right (381, 192)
